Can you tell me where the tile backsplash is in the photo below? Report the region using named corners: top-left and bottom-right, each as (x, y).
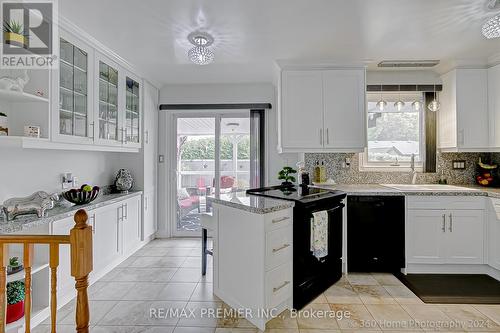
top-left (304, 152), bottom-right (500, 185)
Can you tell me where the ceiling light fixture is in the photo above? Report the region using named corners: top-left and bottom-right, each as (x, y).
top-left (428, 85), bottom-right (441, 112)
top-left (482, 0), bottom-right (500, 39)
top-left (394, 85), bottom-right (405, 111)
top-left (187, 31), bottom-right (215, 65)
top-left (376, 85), bottom-right (387, 111)
top-left (483, 15), bottom-right (500, 39)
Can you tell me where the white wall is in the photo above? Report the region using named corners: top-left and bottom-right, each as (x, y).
top-left (0, 148), bottom-right (120, 203)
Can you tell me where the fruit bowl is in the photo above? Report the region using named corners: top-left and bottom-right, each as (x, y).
top-left (62, 185), bottom-right (100, 205)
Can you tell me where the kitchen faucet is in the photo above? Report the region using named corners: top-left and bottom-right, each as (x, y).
top-left (410, 153), bottom-right (417, 184)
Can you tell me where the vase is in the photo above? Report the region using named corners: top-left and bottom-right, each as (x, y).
top-left (115, 169), bottom-right (133, 193)
top-left (0, 115), bottom-right (8, 136)
top-left (6, 300), bottom-right (24, 324)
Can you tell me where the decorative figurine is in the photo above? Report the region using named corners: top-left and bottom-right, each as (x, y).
top-left (115, 169), bottom-right (133, 193)
top-left (2, 191), bottom-right (59, 221)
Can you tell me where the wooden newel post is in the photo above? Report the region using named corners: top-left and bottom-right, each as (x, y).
top-left (70, 209), bottom-right (93, 333)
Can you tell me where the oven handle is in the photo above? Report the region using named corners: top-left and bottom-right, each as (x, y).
top-left (308, 204), bottom-right (344, 217)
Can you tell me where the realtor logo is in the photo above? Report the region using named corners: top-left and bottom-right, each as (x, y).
top-left (1, 0), bottom-right (58, 68)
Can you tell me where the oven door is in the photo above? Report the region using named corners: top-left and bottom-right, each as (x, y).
top-left (293, 200), bottom-right (344, 309)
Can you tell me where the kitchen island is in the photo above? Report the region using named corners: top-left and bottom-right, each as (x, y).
top-left (208, 194), bottom-right (294, 331)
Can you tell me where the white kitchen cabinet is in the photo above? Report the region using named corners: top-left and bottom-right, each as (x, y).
top-left (488, 198), bottom-right (500, 270)
top-left (122, 71), bottom-right (142, 148)
top-left (212, 203), bottom-right (293, 331)
top-left (278, 68), bottom-right (366, 153)
top-left (488, 64), bottom-right (500, 149)
top-left (438, 68), bottom-right (489, 151)
top-left (143, 81), bottom-right (159, 192)
top-left (121, 195), bottom-right (142, 255)
top-left (323, 70), bottom-right (366, 150)
top-left (143, 189), bottom-right (157, 240)
top-left (93, 51), bottom-right (123, 147)
top-left (406, 210), bottom-right (445, 264)
top-left (52, 29), bottom-right (95, 145)
top-left (279, 70), bottom-right (324, 150)
top-left (445, 210), bottom-right (484, 264)
top-left (407, 196), bottom-right (485, 265)
top-left (93, 202), bottom-right (121, 272)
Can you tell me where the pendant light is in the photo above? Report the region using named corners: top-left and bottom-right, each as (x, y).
top-left (411, 100), bottom-right (422, 111)
top-left (376, 84), bottom-right (387, 111)
top-left (394, 85), bottom-right (405, 111)
top-left (428, 85), bottom-right (441, 112)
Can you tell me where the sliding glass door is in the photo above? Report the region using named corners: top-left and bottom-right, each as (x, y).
top-left (172, 110), bottom-right (263, 237)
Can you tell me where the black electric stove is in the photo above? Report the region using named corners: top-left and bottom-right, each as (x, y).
top-left (247, 185), bottom-right (346, 309)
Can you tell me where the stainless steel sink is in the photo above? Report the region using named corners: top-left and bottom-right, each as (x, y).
top-left (381, 184), bottom-right (480, 192)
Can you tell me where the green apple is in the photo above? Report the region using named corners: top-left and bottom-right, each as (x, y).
top-left (82, 185), bottom-right (93, 192)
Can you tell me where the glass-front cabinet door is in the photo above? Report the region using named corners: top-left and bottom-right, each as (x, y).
top-left (94, 52), bottom-right (122, 145)
top-left (124, 74), bottom-right (141, 147)
top-left (54, 31), bottom-right (94, 143)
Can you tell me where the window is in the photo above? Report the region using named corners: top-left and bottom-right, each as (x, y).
top-left (360, 92), bottom-right (424, 171)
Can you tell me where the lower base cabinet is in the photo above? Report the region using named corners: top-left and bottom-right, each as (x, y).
top-left (213, 203), bottom-right (293, 331)
top-left (93, 202), bottom-right (121, 271)
top-left (50, 193), bottom-right (143, 306)
top-left (143, 189), bottom-right (157, 240)
top-left (407, 197), bottom-right (485, 265)
top-left (488, 198), bottom-right (500, 270)
top-left (121, 195), bottom-right (141, 255)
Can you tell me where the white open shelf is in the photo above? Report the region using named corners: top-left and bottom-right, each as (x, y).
top-left (0, 90), bottom-right (49, 103)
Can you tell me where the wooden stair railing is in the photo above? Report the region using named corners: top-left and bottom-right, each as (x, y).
top-left (0, 209), bottom-right (93, 333)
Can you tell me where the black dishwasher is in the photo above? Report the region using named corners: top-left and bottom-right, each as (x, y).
top-left (347, 196), bottom-right (405, 273)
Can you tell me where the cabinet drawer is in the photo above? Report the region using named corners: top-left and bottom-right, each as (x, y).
top-left (266, 227), bottom-right (292, 270)
top-left (266, 263), bottom-right (292, 309)
top-left (407, 196), bottom-right (485, 210)
top-left (265, 209), bottom-right (293, 231)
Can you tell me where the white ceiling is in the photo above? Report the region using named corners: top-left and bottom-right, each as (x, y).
top-left (60, 0), bottom-right (500, 86)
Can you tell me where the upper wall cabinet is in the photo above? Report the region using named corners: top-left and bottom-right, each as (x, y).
top-left (488, 64), bottom-right (500, 150)
top-left (47, 28), bottom-right (143, 152)
top-left (124, 74), bottom-right (141, 148)
top-left (53, 31), bottom-right (94, 144)
top-left (438, 68), bottom-right (489, 151)
top-left (278, 68), bottom-right (366, 153)
top-left (95, 52), bottom-right (121, 146)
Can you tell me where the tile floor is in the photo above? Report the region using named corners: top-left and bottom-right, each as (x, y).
top-left (34, 238), bottom-right (500, 332)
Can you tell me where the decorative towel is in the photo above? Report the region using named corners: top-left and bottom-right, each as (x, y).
top-left (310, 210), bottom-right (328, 260)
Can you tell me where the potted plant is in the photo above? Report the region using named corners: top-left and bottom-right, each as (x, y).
top-left (7, 257), bottom-right (23, 275)
top-left (278, 166), bottom-right (297, 187)
top-left (3, 20), bottom-right (27, 48)
top-left (6, 281), bottom-right (25, 324)
top-left (0, 112), bottom-right (7, 136)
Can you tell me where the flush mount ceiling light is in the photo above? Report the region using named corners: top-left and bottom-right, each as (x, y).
top-left (482, 0), bottom-right (500, 39)
top-left (187, 31), bottom-right (215, 65)
top-left (483, 15), bottom-right (500, 39)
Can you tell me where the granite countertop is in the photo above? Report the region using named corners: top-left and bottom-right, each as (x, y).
top-left (0, 191), bottom-right (142, 234)
top-left (313, 183), bottom-right (500, 198)
top-left (208, 195), bottom-right (294, 214)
